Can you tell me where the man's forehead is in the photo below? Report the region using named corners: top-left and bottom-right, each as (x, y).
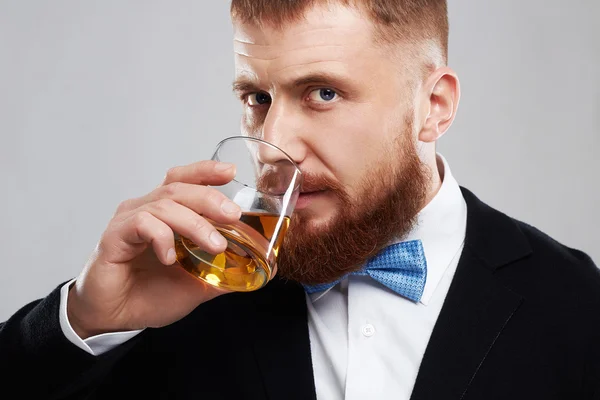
top-left (231, 3), bottom-right (380, 87)
top-left (232, 3), bottom-right (372, 52)
top-left (229, 3), bottom-right (411, 93)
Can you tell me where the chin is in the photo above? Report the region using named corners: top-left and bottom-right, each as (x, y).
top-left (291, 207), bottom-right (338, 232)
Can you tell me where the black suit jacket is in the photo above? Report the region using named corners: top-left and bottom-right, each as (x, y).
top-left (1, 188), bottom-right (599, 399)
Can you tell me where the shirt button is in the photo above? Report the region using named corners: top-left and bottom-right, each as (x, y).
top-left (361, 324), bottom-right (376, 337)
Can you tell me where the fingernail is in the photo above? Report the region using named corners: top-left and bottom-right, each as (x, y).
top-left (210, 231), bottom-right (227, 247)
top-left (221, 200), bottom-right (241, 215)
top-left (166, 248), bottom-right (176, 264)
top-left (215, 162), bottom-right (235, 172)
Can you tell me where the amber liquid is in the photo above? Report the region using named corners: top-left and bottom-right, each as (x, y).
top-left (174, 212), bottom-right (289, 292)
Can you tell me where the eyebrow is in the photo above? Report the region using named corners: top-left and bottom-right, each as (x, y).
top-left (288, 72), bottom-right (348, 89)
top-left (232, 79), bottom-right (259, 96)
top-left (232, 72), bottom-right (349, 95)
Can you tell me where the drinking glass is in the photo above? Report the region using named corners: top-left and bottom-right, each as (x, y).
top-left (174, 136), bottom-right (302, 292)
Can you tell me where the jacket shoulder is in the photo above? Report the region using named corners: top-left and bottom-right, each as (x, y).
top-left (511, 218), bottom-right (600, 299)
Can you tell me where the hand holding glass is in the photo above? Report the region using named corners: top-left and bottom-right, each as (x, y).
top-left (173, 137), bottom-right (302, 292)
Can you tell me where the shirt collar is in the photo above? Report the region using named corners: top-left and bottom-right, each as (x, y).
top-left (309, 153), bottom-right (467, 305)
top-left (404, 154), bottom-right (467, 305)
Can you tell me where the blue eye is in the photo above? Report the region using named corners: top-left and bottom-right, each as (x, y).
top-left (247, 92), bottom-right (271, 106)
top-left (320, 89), bottom-right (336, 101)
top-left (308, 88), bottom-right (339, 103)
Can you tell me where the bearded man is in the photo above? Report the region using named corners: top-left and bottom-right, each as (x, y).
top-left (1, 1), bottom-right (599, 399)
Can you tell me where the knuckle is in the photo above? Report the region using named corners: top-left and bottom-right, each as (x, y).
top-left (164, 166), bottom-right (181, 182)
top-left (153, 198), bottom-right (174, 214)
top-left (133, 211), bottom-right (152, 228)
top-left (161, 182), bottom-right (181, 197)
top-left (116, 199), bottom-right (134, 214)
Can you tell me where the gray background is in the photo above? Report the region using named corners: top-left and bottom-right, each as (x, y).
top-left (0, 0), bottom-right (598, 321)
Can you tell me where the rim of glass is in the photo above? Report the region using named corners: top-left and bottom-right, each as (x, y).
top-left (214, 136), bottom-right (303, 192)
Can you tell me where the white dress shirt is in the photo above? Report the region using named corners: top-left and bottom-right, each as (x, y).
top-left (59, 154), bottom-right (467, 400)
top-left (307, 154), bottom-right (467, 399)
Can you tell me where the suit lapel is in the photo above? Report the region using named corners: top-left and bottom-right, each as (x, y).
top-left (410, 246), bottom-right (524, 399)
top-left (250, 278), bottom-right (317, 400)
top-left (411, 188), bottom-right (532, 399)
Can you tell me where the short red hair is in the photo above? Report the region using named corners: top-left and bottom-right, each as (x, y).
top-left (230, 0), bottom-right (449, 65)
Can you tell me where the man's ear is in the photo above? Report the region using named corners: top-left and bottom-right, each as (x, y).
top-left (419, 67), bottom-right (460, 143)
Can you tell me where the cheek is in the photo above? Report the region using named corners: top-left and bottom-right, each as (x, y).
top-left (308, 107), bottom-right (385, 186)
top-left (241, 109), bottom-right (265, 137)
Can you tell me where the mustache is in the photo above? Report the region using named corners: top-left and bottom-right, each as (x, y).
top-left (298, 172), bottom-right (345, 193)
top-left (257, 169), bottom-right (346, 196)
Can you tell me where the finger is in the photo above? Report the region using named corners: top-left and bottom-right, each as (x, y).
top-left (162, 160), bottom-right (236, 186)
top-left (114, 160), bottom-right (238, 216)
top-left (116, 183), bottom-right (242, 223)
top-left (118, 211), bottom-right (177, 265)
top-left (141, 198), bottom-right (229, 254)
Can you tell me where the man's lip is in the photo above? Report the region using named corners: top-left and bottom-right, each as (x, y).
top-left (300, 188), bottom-right (327, 194)
top-left (296, 190), bottom-right (326, 210)
top-left (300, 190), bottom-right (322, 194)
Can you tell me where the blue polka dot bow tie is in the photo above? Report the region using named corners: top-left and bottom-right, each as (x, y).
top-left (303, 240), bottom-right (428, 303)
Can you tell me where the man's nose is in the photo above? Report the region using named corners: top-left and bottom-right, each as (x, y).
top-left (258, 101), bottom-right (307, 167)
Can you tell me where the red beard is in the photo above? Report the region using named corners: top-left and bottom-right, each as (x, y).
top-left (276, 124), bottom-right (430, 285)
